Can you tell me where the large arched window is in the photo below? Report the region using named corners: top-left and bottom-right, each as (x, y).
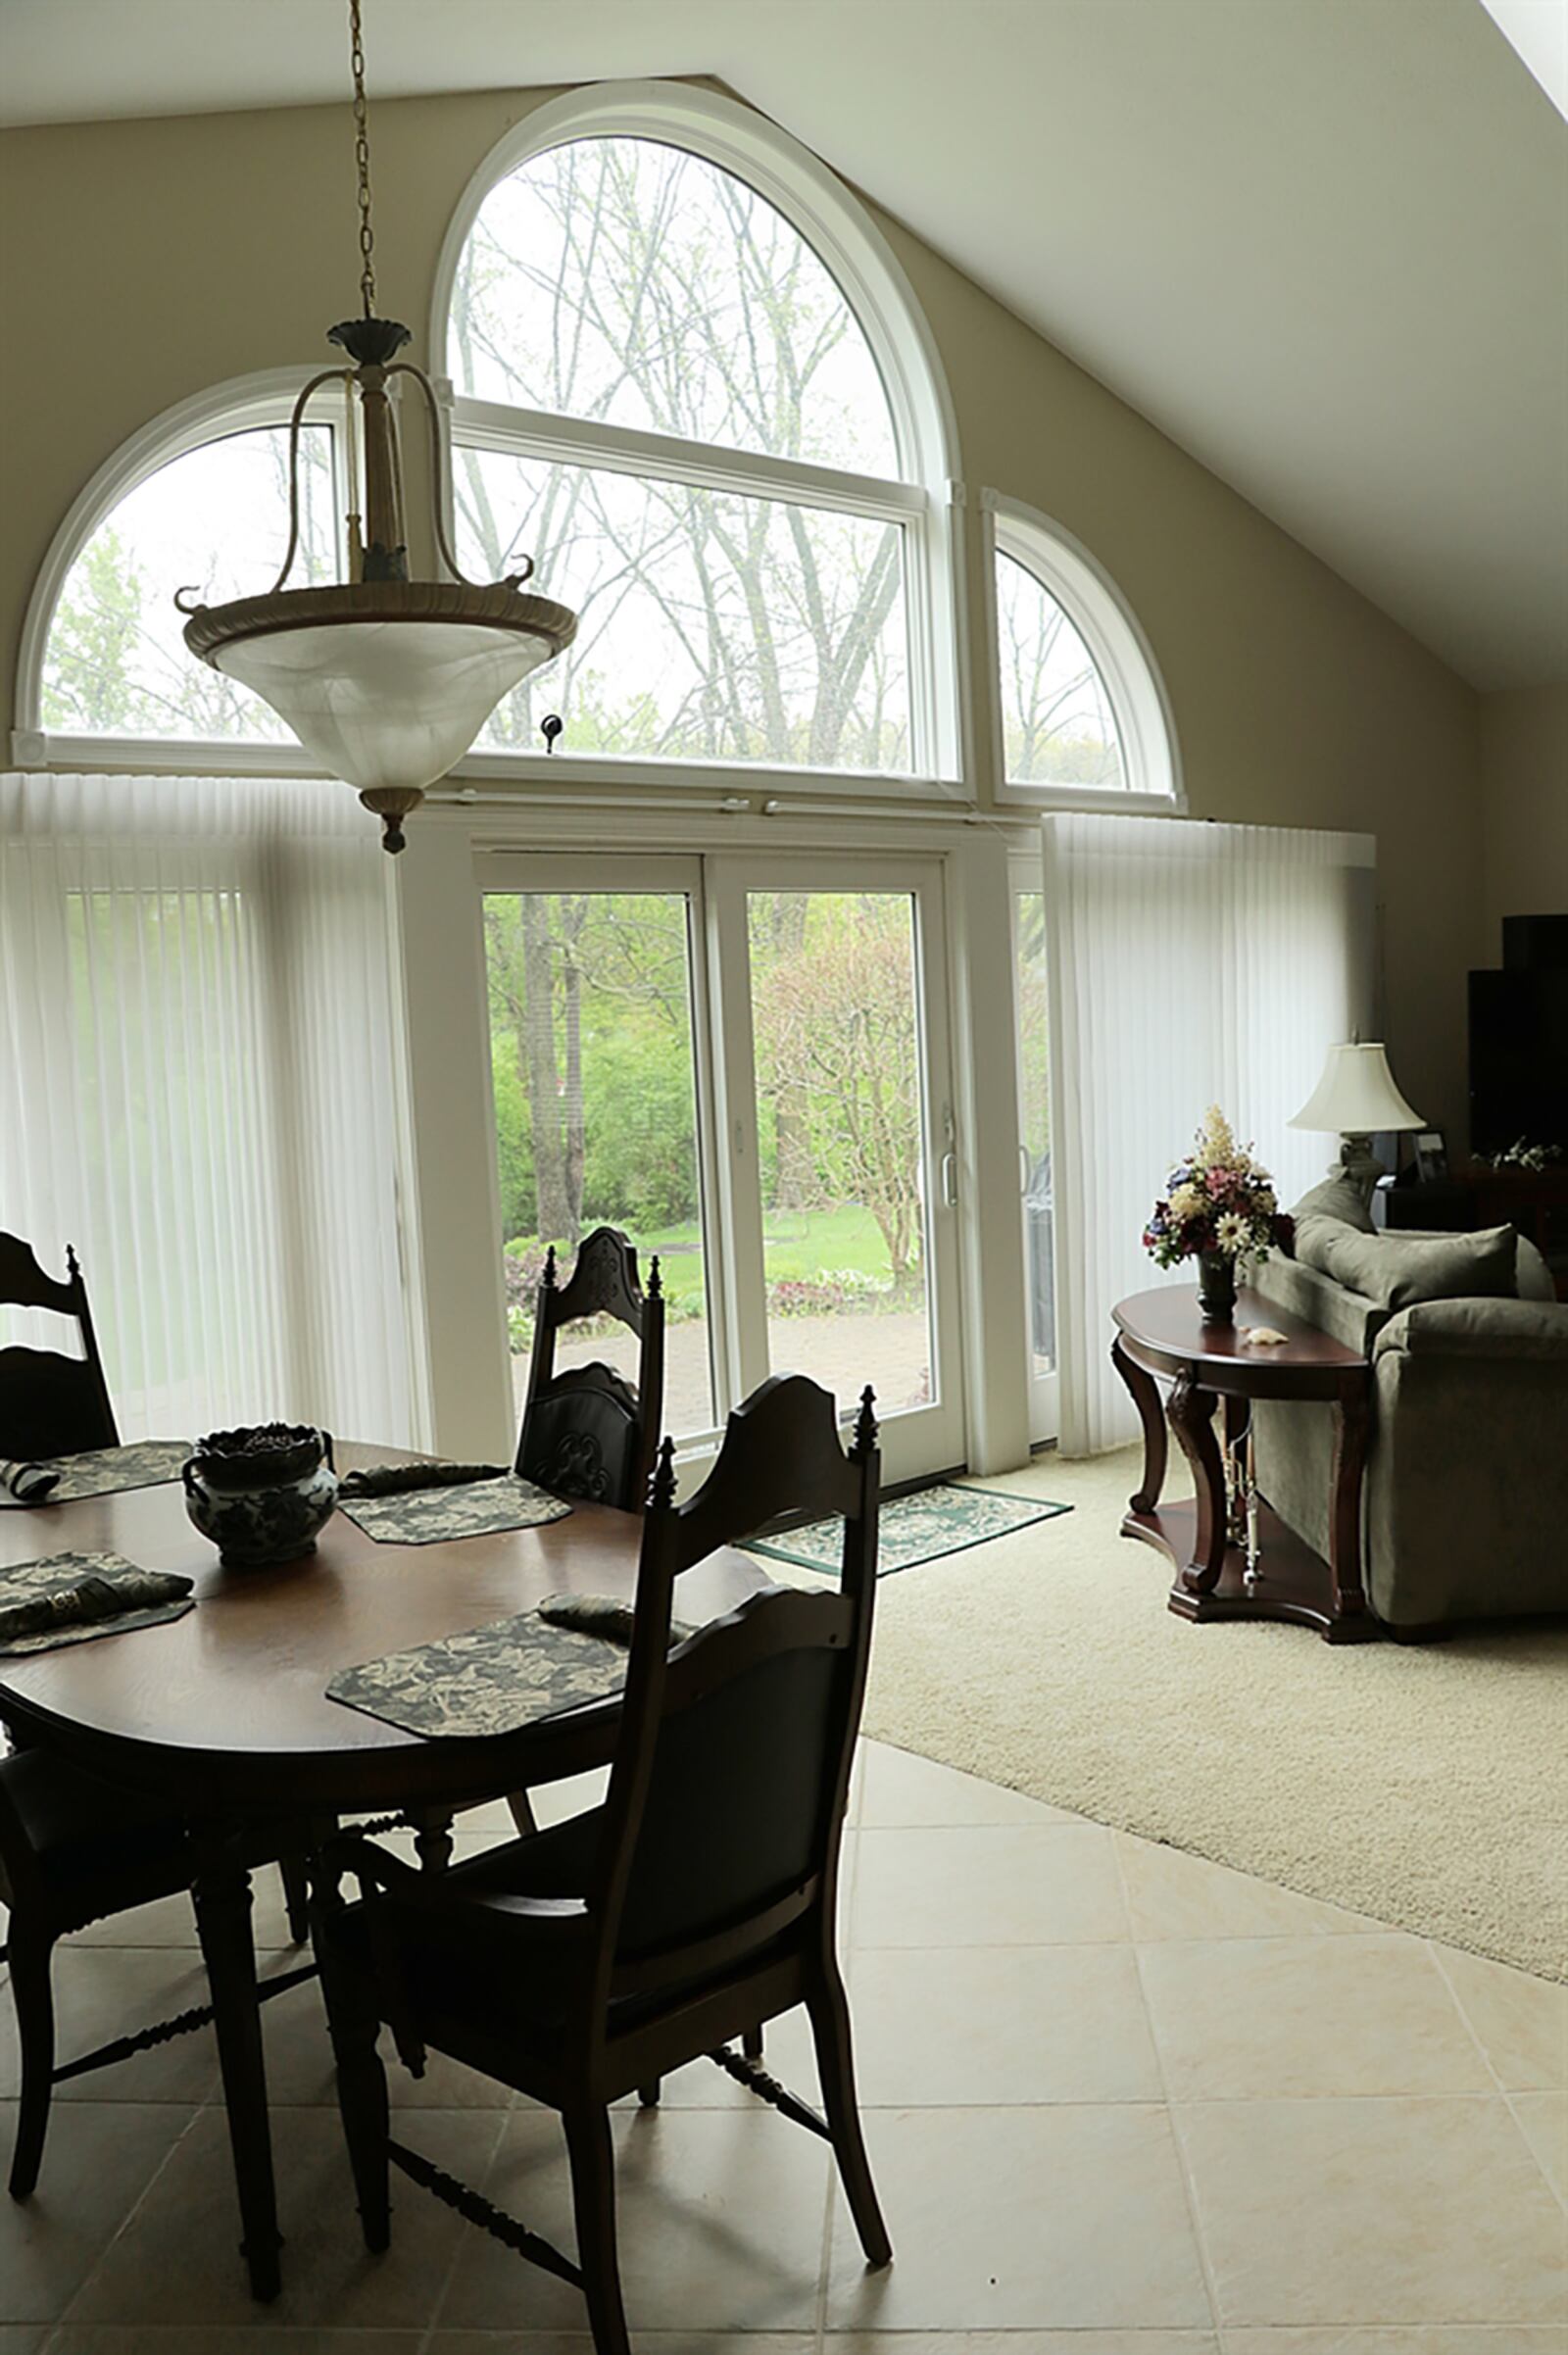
top-left (16, 88), bottom-right (958, 794)
top-left (433, 84), bottom-right (960, 787)
top-left (987, 496), bottom-right (1182, 810)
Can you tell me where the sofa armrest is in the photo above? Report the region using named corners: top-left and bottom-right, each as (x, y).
top-left (1374, 1298), bottom-right (1568, 1362)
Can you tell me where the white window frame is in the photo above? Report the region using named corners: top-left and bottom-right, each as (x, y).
top-left (11, 367), bottom-right (355, 775)
top-left (982, 490), bottom-right (1184, 814)
top-left (428, 80), bottom-right (969, 803)
top-left (469, 835), bottom-right (968, 1485)
top-left (1008, 850), bottom-right (1060, 1447)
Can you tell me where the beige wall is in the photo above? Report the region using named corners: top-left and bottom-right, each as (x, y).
top-left (1477, 685), bottom-right (1568, 959)
top-left (0, 83), bottom-right (1485, 1142)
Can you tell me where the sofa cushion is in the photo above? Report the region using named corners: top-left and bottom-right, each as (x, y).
top-left (1290, 1172), bottom-right (1377, 1236)
top-left (1297, 1221), bottom-right (1519, 1309)
top-left (1375, 1296), bottom-right (1568, 1360)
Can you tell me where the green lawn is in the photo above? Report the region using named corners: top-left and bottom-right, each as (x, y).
top-left (507, 1203), bottom-right (900, 1320)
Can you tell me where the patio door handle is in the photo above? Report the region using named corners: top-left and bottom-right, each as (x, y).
top-left (1019, 1143), bottom-right (1030, 1194)
top-left (941, 1149), bottom-right (958, 1208)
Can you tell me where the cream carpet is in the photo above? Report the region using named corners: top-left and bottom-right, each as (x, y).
top-left (857, 1447), bottom-right (1567, 1983)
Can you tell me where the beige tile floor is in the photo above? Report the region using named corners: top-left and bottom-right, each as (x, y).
top-left (1, 1740), bottom-right (1563, 2353)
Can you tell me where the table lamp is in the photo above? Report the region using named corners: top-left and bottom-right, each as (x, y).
top-left (1289, 1042), bottom-right (1425, 1199)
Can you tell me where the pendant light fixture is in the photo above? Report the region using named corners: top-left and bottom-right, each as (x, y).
top-left (179, 0), bottom-right (575, 851)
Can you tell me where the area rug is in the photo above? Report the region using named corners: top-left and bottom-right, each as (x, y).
top-left (859, 1448), bottom-right (1567, 1983)
top-left (747, 1482), bottom-right (1070, 1578)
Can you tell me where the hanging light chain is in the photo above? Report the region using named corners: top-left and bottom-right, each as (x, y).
top-left (348, 0), bottom-right (376, 319)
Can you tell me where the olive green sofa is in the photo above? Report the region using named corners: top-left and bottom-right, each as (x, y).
top-left (1250, 1191), bottom-right (1567, 1634)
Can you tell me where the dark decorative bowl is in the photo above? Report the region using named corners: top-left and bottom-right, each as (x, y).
top-left (182, 1422), bottom-right (338, 1568)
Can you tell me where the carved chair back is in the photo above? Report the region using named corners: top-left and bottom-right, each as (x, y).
top-left (0, 1233), bottom-right (119, 1462)
top-left (515, 1227), bottom-right (664, 1512)
top-left (573, 1374), bottom-right (879, 2048)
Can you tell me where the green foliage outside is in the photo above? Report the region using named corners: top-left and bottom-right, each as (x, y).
top-left (41, 429), bottom-right (337, 742)
top-left (487, 887), bottom-right (928, 1354)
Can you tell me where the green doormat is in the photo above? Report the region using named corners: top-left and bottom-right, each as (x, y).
top-left (747, 1483), bottom-right (1071, 1579)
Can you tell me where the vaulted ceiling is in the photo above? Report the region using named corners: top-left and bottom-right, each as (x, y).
top-left (3, 0), bottom-right (1564, 688)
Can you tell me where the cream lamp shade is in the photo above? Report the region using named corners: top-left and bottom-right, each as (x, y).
top-left (1289, 1043), bottom-right (1425, 1137)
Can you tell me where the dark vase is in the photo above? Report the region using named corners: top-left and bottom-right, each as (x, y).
top-left (1197, 1251), bottom-right (1238, 1326)
top-left (182, 1421), bottom-right (338, 1568)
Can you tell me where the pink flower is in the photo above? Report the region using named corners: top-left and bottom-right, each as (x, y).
top-left (1205, 1168), bottom-right (1230, 1198)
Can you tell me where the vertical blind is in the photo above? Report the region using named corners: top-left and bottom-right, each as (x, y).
top-left (1043, 811), bottom-right (1375, 1454)
top-left (0, 772), bottom-right (418, 1447)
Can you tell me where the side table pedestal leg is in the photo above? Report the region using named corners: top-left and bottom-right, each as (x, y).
top-left (1166, 1369), bottom-right (1227, 1597)
top-left (1327, 1381), bottom-right (1372, 1633)
top-left (1111, 1335), bottom-right (1166, 1512)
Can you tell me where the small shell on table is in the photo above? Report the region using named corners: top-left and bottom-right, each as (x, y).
top-left (1241, 1325), bottom-right (1290, 1347)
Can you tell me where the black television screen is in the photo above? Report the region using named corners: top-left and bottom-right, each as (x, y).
top-left (1469, 969), bottom-right (1568, 1155)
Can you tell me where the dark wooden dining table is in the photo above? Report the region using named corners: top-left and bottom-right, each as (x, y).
top-left (0, 1444), bottom-right (765, 2299)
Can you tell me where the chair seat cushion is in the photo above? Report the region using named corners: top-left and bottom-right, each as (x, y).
top-left (0, 1746), bottom-right (191, 1915)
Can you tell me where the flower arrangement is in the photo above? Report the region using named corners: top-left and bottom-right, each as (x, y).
top-left (1144, 1105), bottom-right (1290, 1273)
top-left (1475, 1137), bottom-right (1563, 1175)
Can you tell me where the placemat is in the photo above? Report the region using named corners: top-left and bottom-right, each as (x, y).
top-left (0, 1440), bottom-right (191, 1508)
top-left (327, 1607), bottom-right (630, 1739)
top-left (0, 1550), bottom-right (195, 1655)
top-left (337, 1473), bottom-right (572, 1546)
top-left (746, 1482), bottom-right (1071, 1579)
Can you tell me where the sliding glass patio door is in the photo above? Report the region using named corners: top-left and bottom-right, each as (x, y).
top-left (479, 852), bottom-right (965, 1485)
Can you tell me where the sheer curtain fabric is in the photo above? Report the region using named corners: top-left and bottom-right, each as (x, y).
top-left (1043, 811), bottom-right (1374, 1455)
top-left (0, 772), bottom-right (418, 1447)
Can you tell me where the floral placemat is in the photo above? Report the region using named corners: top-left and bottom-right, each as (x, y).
top-left (0, 1440), bottom-right (191, 1508)
top-left (0, 1550), bottom-right (195, 1655)
top-left (336, 1473), bottom-right (571, 1546)
top-left (326, 1607), bottom-right (629, 1739)
top-left (746, 1482), bottom-right (1071, 1579)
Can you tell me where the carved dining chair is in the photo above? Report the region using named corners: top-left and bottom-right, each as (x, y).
top-left (317, 1374), bottom-right (889, 2355)
top-left (516, 1228), bottom-right (664, 1513)
top-left (0, 1233), bottom-right (118, 1461)
top-left (0, 1753), bottom-right (317, 2199)
top-left (0, 1237), bottom-right (318, 2175)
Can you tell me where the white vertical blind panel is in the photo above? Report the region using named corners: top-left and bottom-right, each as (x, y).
top-left (0, 772), bottom-right (416, 1447)
top-left (1043, 811), bottom-right (1373, 1455)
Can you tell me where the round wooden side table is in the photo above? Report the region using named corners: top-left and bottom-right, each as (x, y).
top-left (1110, 1285), bottom-right (1377, 1644)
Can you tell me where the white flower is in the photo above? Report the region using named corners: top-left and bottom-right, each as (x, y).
top-left (1170, 1183), bottom-right (1206, 1222)
top-left (1216, 1210), bottom-right (1250, 1253)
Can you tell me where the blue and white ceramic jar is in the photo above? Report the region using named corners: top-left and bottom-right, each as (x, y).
top-left (182, 1422), bottom-right (338, 1568)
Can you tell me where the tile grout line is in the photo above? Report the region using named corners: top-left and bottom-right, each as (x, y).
top-left (1424, 1934), bottom-right (1568, 2218)
top-left (48, 2092), bottom-right (211, 2332)
top-left (1112, 1824), bottom-right (1226, 2348)
top-left (416, 2092), bottom-right (515, 2348)
top-left (1501, 2085), bottom-right (1568, 2222)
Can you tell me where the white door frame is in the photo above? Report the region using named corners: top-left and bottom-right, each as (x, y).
top-left (394, 805), bottom-right (1038, 1479)
top-left (703, 850), bottom-right (968, 1486)
top-left (1009, 850), bottom-right (1060, 1446)
top-left (474, 844), bottom-right (968, 1483)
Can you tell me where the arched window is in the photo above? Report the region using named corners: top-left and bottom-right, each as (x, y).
top-left (433, 84), bottom-right (960, 785)
top-left (988, 497), bottom-right (1181, 810)
top-left (16, 90), bottom-right (958, 794)
top-left (17, 373), bottom-right (345, 768)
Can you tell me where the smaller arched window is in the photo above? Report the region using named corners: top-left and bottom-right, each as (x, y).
top-left (988, 498), bottom-right (1181, 810)
top-left (17, 375), bottom-right (344, 769)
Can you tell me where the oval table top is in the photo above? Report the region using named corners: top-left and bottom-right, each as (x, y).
top-left (1112, 1284), bottom-right (1368, 1391)
top-left (0, 1444), bottom-right (765, 1817)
